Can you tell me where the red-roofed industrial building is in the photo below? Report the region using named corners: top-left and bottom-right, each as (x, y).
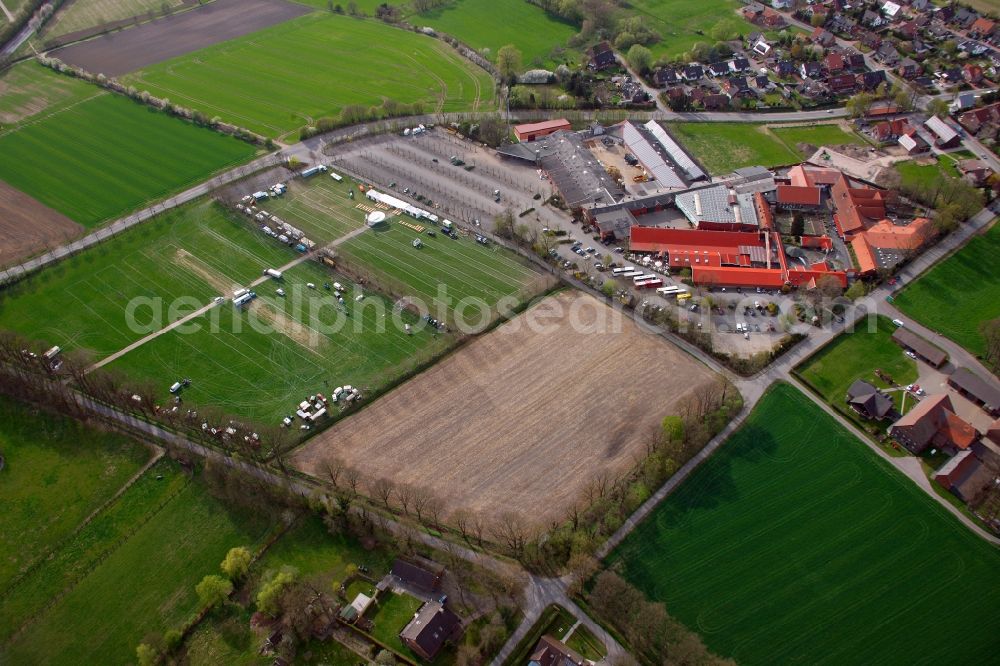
top-left (628, 226), bottom-right (846, 289)
top-left (513, 119), bottom-right (571, 142)
top-left (776, 184), bottom-right (822, 209)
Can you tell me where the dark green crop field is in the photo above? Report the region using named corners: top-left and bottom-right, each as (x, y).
top-left (608, 383), bottom-right (1000, 665)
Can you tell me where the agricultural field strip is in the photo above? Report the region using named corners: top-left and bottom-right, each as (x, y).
top-left (0, 89), bottom-right (106, 139)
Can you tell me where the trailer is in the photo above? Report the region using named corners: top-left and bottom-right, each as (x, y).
top-left (300, 165), bottom-right (328, 178)
top-left (264, 268), bottom-right (283, 280)
top-left (233, 288), bottom-right (248, 299)
top-left (329, 171), bottom-right (343, 182)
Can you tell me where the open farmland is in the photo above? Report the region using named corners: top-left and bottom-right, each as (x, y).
top-left (0, 199), bottom-right (295, 359)
top-left (0, 60), bottom-right (100, 125)
top-left (43, 0), bottom-right (189, 41)
top-left (52, 0), bottom-right (312, 76)
top-left (121, 12), bottom-right (496, 140)
top-left (666, 123), bottom-right (800, 175)
top-left (607, 383), bottom-right (1000, 665)
top-left (0, 94), bottom-right (256, 227)
top-left (0, 395), bottom-right (149, 592)
top-left (0, 181), bottom-right (83, 268)
top-left (293, 291), bottom-right (718, 526)
top-left (414, 0), bottom-right (580, 68)
top-left (893, 221), bottom-right (1000, 357)
top-left (625, 0), bottom-right (759, 59)
top-left (3, 463), bottom-right (273, 666)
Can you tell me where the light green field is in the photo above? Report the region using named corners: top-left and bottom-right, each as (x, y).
top-left (44, 0), bottom-right (186, 40)
top-left (894, 150), bottom-right (973, 190)
top-left (0, 93), bottom-right (256, 226)
top-left (0, 396), bottom-right (149, 592)
top-left (894, 222), bottom-right (1000, 357)
top-left (3, 466), bottom-right (273, 666)
top-left (666, 123), bottom-right (800, 175)
top-left (0, 61), bottom-right (102, 126)
top-left (105, 259), bottom-right (453, 423)
top-left (414, 0), bottom-right (580, 68)
top-left (123, 12), bottom-right (495, 140)
top-left (368, 591), bottom-right (424, 659)
top-left (0, 199), bottom-right (295, 359)
top-left (770, 123), bottom-right (868, 157)
top-left (624, 0), bottom-right (760, 59)
top-left (608, 383), bottom-right (1000, 665)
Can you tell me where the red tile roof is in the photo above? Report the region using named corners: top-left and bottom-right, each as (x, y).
top-left (513, 119), bottom-right (571, 140)
top-left (776, 184), bottom-right (822, 206)
top-left (851, 234), bottom-right (877, 274)
top-left (863, 217), bottom-right (933, 250)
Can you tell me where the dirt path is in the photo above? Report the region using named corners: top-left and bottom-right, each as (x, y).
top-left (0, 0), bottom-right (15, 23)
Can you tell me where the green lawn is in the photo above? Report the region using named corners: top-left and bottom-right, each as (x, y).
top-left (0, 199), bottom-right (295, 360)
top-left (770, 123), bottom-right (868, 157)
top-left (0, 457), bottom-right (184, 642)
top-left (624, 0), bottom-right (760, 59)
top-left (894, 221), bottom-right (1000, 358)
top-left (0, 94), bottom-right (256, 227)
top-left (3, 466), bottom-right (273, 666)
top-left (368, 591), bottom-right (424, 658)
top-left (894, 151), bottom-right (974, 190)
top-left (0, 61), bottom-right (102, 126)
top-left (123, 13), bottom-right (495, 140)
top-left (608, 383), bottom-right (1000, 665)
top-left (414, 0), bottom-right (580, 68)
top-left (666, 123), bottom-right (800, 175)
top-left (564, 623), bottom-right (606, 662)
top-left (0, 396), bottom-right (149, 592)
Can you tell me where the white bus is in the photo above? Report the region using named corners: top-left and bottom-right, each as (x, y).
top-left (611, 267), bottom-right (633, 276)
top-left (622, 270), bottom-right (644, 278)
top-left (657, 286), bottom-right (681, 295)
top-left (633, 273), bottom-right (657, 283)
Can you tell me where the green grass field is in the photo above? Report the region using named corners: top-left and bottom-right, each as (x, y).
top-left (608, 383), bottom-right (1000, 665)
top-left (43, 0), bottom-right (186, 39)
top-left (123, 13), bottom-right (495, 140)
top-left (0, 199), bottom-right (294, 359)
top-left (797, 315), bottom-right (918, 408)
top-left (0, 61), bottom-right (102, 126)
top-left (624, 0), bottom-right (759, 59)
top-left (368, 591), bottom-right (424, 658)
top-left (105, 258), bottom-right (453, 423)
top-left (0, 94), bottom-right (256, 226)
top-left (3, 466), bottom-right (273, 666)
top-left (666, 123), bottom-right (800, 175)
top-left (894, 221), bottom-right (1000, 357)
top-left (414, 0), bottom-right (579, 68)
top-left (770, 123), bottom-right (868, 157)
top-left (0, 396), bottom-right (149, 592)
top-left (895, 150), bottom-right (974, 190)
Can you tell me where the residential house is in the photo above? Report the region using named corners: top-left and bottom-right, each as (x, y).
top-left (770, 0), bottom-right (793, 9)
top-left (860, 69), bottom-right (888, 91)
top-left (724, 76), bottom-right (754, 98)
top-left (829, 72), bottom-right (858, 93)
top-left (399, 601), bottom-right (461, 661)
top-left (682, 64), bottom-right (704, 81)
top-left (897, 19), bottom-right (920, 39)
top-left (889, 394), bottom-right (979, 454)
top-left (959, 101), bottom-right (1000, 135)
top-left (882, 1), bottom-right (902, 20)
top-left (860, 30), bottom-right (884, 50)
top-left (654, 67), bottom-right (681, 87)
top-left (911, 0), bottom-right (930, 11)
top-left (862, 9), bottom-right (888, 29)
top-left (776, 184), bottom-right (823, 210)
top-left (970, 17), bottom-right (996, 39)
top-left (390, 558), bottom-right (444, 593)
top-left (588, 42), bottom-right (616, 71)
top-left (845, 52), bottom-right (867, 71)
top-left (874, 42), bottom-right (901, 66)
top-left (898, 57), bottom-right (922, 79)
top-left (730, 57), bottom-right (751, 73)
top-left (898, 129), bottom-right (930, 154)
top-left (941, 67), bottom-right (965, 86)
top-left (825, 52), bottom-right (846, 73)
top-left (750, 34), bottom-right (772, 57)
top-left (964, 63), bottom-right (985, 85)
top-left (800, 61), bottom-right (824, 79)
top-left (873, 118), bottom-right (911, 142)
top-left (708, 61), bottom-right (730, 78)
top-left (953, 7), bottom-right (980, 30)
top-left (950, 91), bottom-right (977, 113)
top-left (948, 367), bottom-right (1000, 416)
top-left (703, 93), bottom-right (731, 110)
top-left (761, 8), bottom-right (786, 28)
top-left (753, 74), bottom-right (773, 90)
top-left (774, 59), bottom-right (796, 78)
top-left (924, 115), bottom-right (961, 148)
top-left (829, 14), bottom-right (859, 36)
top-left (811, 27), bottom-right (837, 47)
top-left (529, 636), bottom-right (586, 666)
top-left (957, 158), bottom-right (993, 185)
top-left (846, 379), bottom-right (894, 420)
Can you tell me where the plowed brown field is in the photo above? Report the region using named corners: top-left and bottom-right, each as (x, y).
top-left (292, 291), bottom-right (717, 526)
top-left (0, 181), bottom-right (82, 268)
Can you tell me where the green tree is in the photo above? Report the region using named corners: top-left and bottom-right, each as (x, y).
top-left (196, 574), bottom-right (233, 609)
top-left (221, 546), bottom-right (253, 580)
top-left (662, 415), bottom-right (684, 443)
top-left (811, 13), bottom-right (826, 27)
top-left (844, 280), bottom-right (867, 300)
top-left (627, 44), bottom-right (652, 74)
top-left (136, 643), bottom-right (158, 666)
top-left (497, 44), bottom-right (523, 82)
top-left (845, 92), bottom-right (875, 118)
top-left (925, 98), bottom-right (950, 118)
top-left (257, 569), bottom-right (297, 615)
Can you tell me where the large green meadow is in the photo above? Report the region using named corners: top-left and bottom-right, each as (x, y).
top-left (770, 123), bottom-right (869, 157)
top-left (894, 221), bottom-right (1000, 358)
top-left (0, 61), bottom-right (100, 126)
top-left (414, 0), bottom-right (579, 68)
top-left (123, 13), bottom-right (495, 140)
top-left (0, 200), bottom-right (294, 358)
top-left (0, 93), bottom-right (256, 227)
top-left (608, 383), bottom-right (1000, 665)
top-left (666, 123), bottom-right (800, 175)
top-left (625, 0), bottom-right (758, 59)
top-left (0, 396), bottom-right (150, 593)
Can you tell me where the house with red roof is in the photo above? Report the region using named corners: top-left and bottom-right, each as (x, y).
top-left (775, 184), bottom-right (823, 210)
top-left (514, 119), bottom-right (571, 142)
top-left (970, 17), bottom-right (996, 38)
top-left (890, 394), bottom-right (979, 454)
top-left (963, 64), bottom-right (984, 85)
